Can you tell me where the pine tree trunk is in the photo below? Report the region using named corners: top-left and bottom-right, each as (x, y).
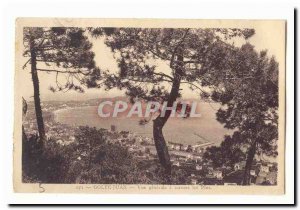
top-left (22, 97), bottom-right (28, 141)
top-left (153, 117), bottom-right (172, 175)
top-left (152, 78), bottom-right (179, 177)
top-left (242, 142), bottom-right (256, 185)
top-left (152, 47), bottom-right (183, 176)
top-left (30, 39), bottom-right (46, 143)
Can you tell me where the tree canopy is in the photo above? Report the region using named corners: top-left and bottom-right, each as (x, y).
top-left (211, 43), bottom-right (278, 157)
top-left (90, 28), bottom-right (255, 102)
top-left (23, 27), bottom-right (100, 93)
top-left (89, 27), bottom-right (256, 174)
top-left (204, 43), bottom-right (279, 184)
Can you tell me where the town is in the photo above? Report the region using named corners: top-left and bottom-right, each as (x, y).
top-left (23, 100), bottom-right (278, 186)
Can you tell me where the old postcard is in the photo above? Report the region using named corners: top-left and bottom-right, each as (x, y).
top-left (14, 18), bottom-right (286, 194)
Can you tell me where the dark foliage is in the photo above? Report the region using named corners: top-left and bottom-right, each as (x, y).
top-left (203, 132), bottom-right (246, 168)
top-left (22, 134), bottom-right (70, 183)
top-left (88, 27), bottom-right (255, 173)
top-left (22, 126), bottom-right (188, 184)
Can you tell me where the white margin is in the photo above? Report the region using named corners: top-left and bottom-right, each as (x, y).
top-left (0, 0), bottom-right (296, 205)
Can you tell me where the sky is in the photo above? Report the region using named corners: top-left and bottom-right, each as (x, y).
top-left (19, 22), bottom-right (285, 101)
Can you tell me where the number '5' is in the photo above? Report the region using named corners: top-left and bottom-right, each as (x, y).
top-left (39, 183), bottom-right (45, 193)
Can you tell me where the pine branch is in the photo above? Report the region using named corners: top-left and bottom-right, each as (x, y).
top-left (36, 68), bottom-right (90, 75)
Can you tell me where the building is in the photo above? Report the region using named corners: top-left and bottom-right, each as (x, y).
top-left (195, 165), bottom-right (202, 171)
top-left (212, 170), bottom-right (223, 180)
top-left (250, 169), bottom-right (257, 176)
top-left (172, 161), bottom-right (180, 167)
top-left (168, 142), bottom-right (183, 151)
top-left (182, 145), bottom-right (189, 151)
top-left (234, 161), bottom-right (246, 171)
top-left (186, 154), bottom-right (192, 160)
top-left (207, 166), bottom-right (214, 172)
top-left (260, 165), bottom-right (270, 173)
top-left (111, 125), bottom-right (116, 132)
top-left (194, 147), bottom-right (204, 154)
top-left (168, 144), bottom-right (174, 150)
top-left (193, 155), bottom-right (202, 163)
top-left (266, 171), bottom-right (277, 185)
top-left (250, 165), bottom-right (260, 176)
top-left (69, 136), bottom-right (75, 141)
top-left (190, 178), bottom-right (197, 185)
top-left (174, 145), bottom-right (181, 151)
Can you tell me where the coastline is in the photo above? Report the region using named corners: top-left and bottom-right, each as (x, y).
top-left (50, 103), bottom-right (231, 146)
top-left (52, 105), bottom-right (97, 123)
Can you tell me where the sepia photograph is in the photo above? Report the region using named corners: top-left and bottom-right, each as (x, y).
top-left (13, 18), bottom-right (286, 194)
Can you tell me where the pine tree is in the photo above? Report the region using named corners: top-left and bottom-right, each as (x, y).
top-left (23, 27), bottom-right (99, 143)
top-left (90, 28), bottom-right (254, 175)
top-left (210, 44), bottom-right (279, 185)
